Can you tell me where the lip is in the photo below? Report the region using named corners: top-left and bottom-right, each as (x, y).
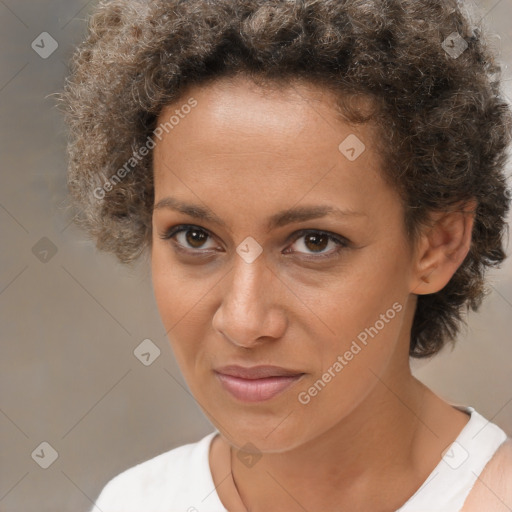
top-left (214, 365), bottom-right (305, 402)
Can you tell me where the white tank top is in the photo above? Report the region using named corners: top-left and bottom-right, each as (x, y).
top-left (91, 405), bottom-right (509, 512)
top-left (396, 405), bottom-right (508, 512)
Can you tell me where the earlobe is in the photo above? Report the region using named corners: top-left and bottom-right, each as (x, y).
top-left (411, 200), bottom-right (477, 295)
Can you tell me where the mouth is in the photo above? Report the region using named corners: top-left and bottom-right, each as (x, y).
top-left (214, 365), bottom-right (305, 402)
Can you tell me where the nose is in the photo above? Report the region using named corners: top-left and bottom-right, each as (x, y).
top-left (212, 253), bottom-right (287, 349)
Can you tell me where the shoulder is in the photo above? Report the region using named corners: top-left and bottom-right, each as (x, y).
top-left (91, 432), bottom-right (217, 512)
top-left (461, 437), bottom-right (512, 511)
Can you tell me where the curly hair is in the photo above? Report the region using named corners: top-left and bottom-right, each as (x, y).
top-left (58, 0), bottom-right (511, 358)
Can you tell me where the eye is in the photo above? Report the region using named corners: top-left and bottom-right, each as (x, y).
top-left (160, 224), bottom-right (349, 260)
top-left (160, 225), bottom-right (218, 253)
top-left (284, 229), bottom-right (348, 260)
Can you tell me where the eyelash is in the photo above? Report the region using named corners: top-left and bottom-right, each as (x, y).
top-left (159, 224), bottom-right (349, 261)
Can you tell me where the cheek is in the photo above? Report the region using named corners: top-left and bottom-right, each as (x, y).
top-left (151, 246), bottom-right (216, 372)
top-left (151, 244), bottom-right (206, 324)
top-left (294, 292), bottom-right (405, 436)
top-left (297, 244), bottom-right (408, 395)
top-left (151, 247), bottom-right (180, 328)
top-left (309, 254), bottom-right (406, 350)
top-left (151, 248), bottom-right (195, 352)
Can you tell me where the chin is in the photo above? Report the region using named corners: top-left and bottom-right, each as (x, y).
top-left (209, 408), bottom-right (318, 453)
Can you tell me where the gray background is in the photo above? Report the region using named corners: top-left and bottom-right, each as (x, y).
top-left (0, 1), bottom-right (511, 511)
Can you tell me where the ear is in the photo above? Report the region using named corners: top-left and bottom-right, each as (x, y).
top-left (410, 199), bottom-right (477, 295)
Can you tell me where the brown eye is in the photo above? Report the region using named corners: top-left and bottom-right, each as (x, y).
top-left (183, 228), bottom-right (209, 249)
top-left (160, 225), bottom-right (217, 252)
top-left (161, 225), bottom-right (349, 261)
top-left (303, 233), bottom-right (329, 253)
top-left (285, 230), bottom-right (348, 260)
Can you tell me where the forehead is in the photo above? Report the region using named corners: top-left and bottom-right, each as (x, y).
top-left (160, 76), bottom-right (374, 135)
top-left (154, 76), bottom-right (381, 169)
top-left (152, 76), bottom-right (394, 224)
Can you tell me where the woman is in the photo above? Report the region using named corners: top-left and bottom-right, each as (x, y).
top-left (60, 0), bottom-right (512, 510)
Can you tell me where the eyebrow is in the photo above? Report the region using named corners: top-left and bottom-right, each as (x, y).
top-left (153, 197), bottom-right (366, 231)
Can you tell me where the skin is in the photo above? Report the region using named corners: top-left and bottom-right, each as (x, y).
top-left (151, 75), bottom-right (477, 511)
top-left (460, 439), bottom-right (512, 511)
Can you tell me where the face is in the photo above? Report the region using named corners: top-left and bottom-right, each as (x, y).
top-left (151, 76), bottom-right (417, 452)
